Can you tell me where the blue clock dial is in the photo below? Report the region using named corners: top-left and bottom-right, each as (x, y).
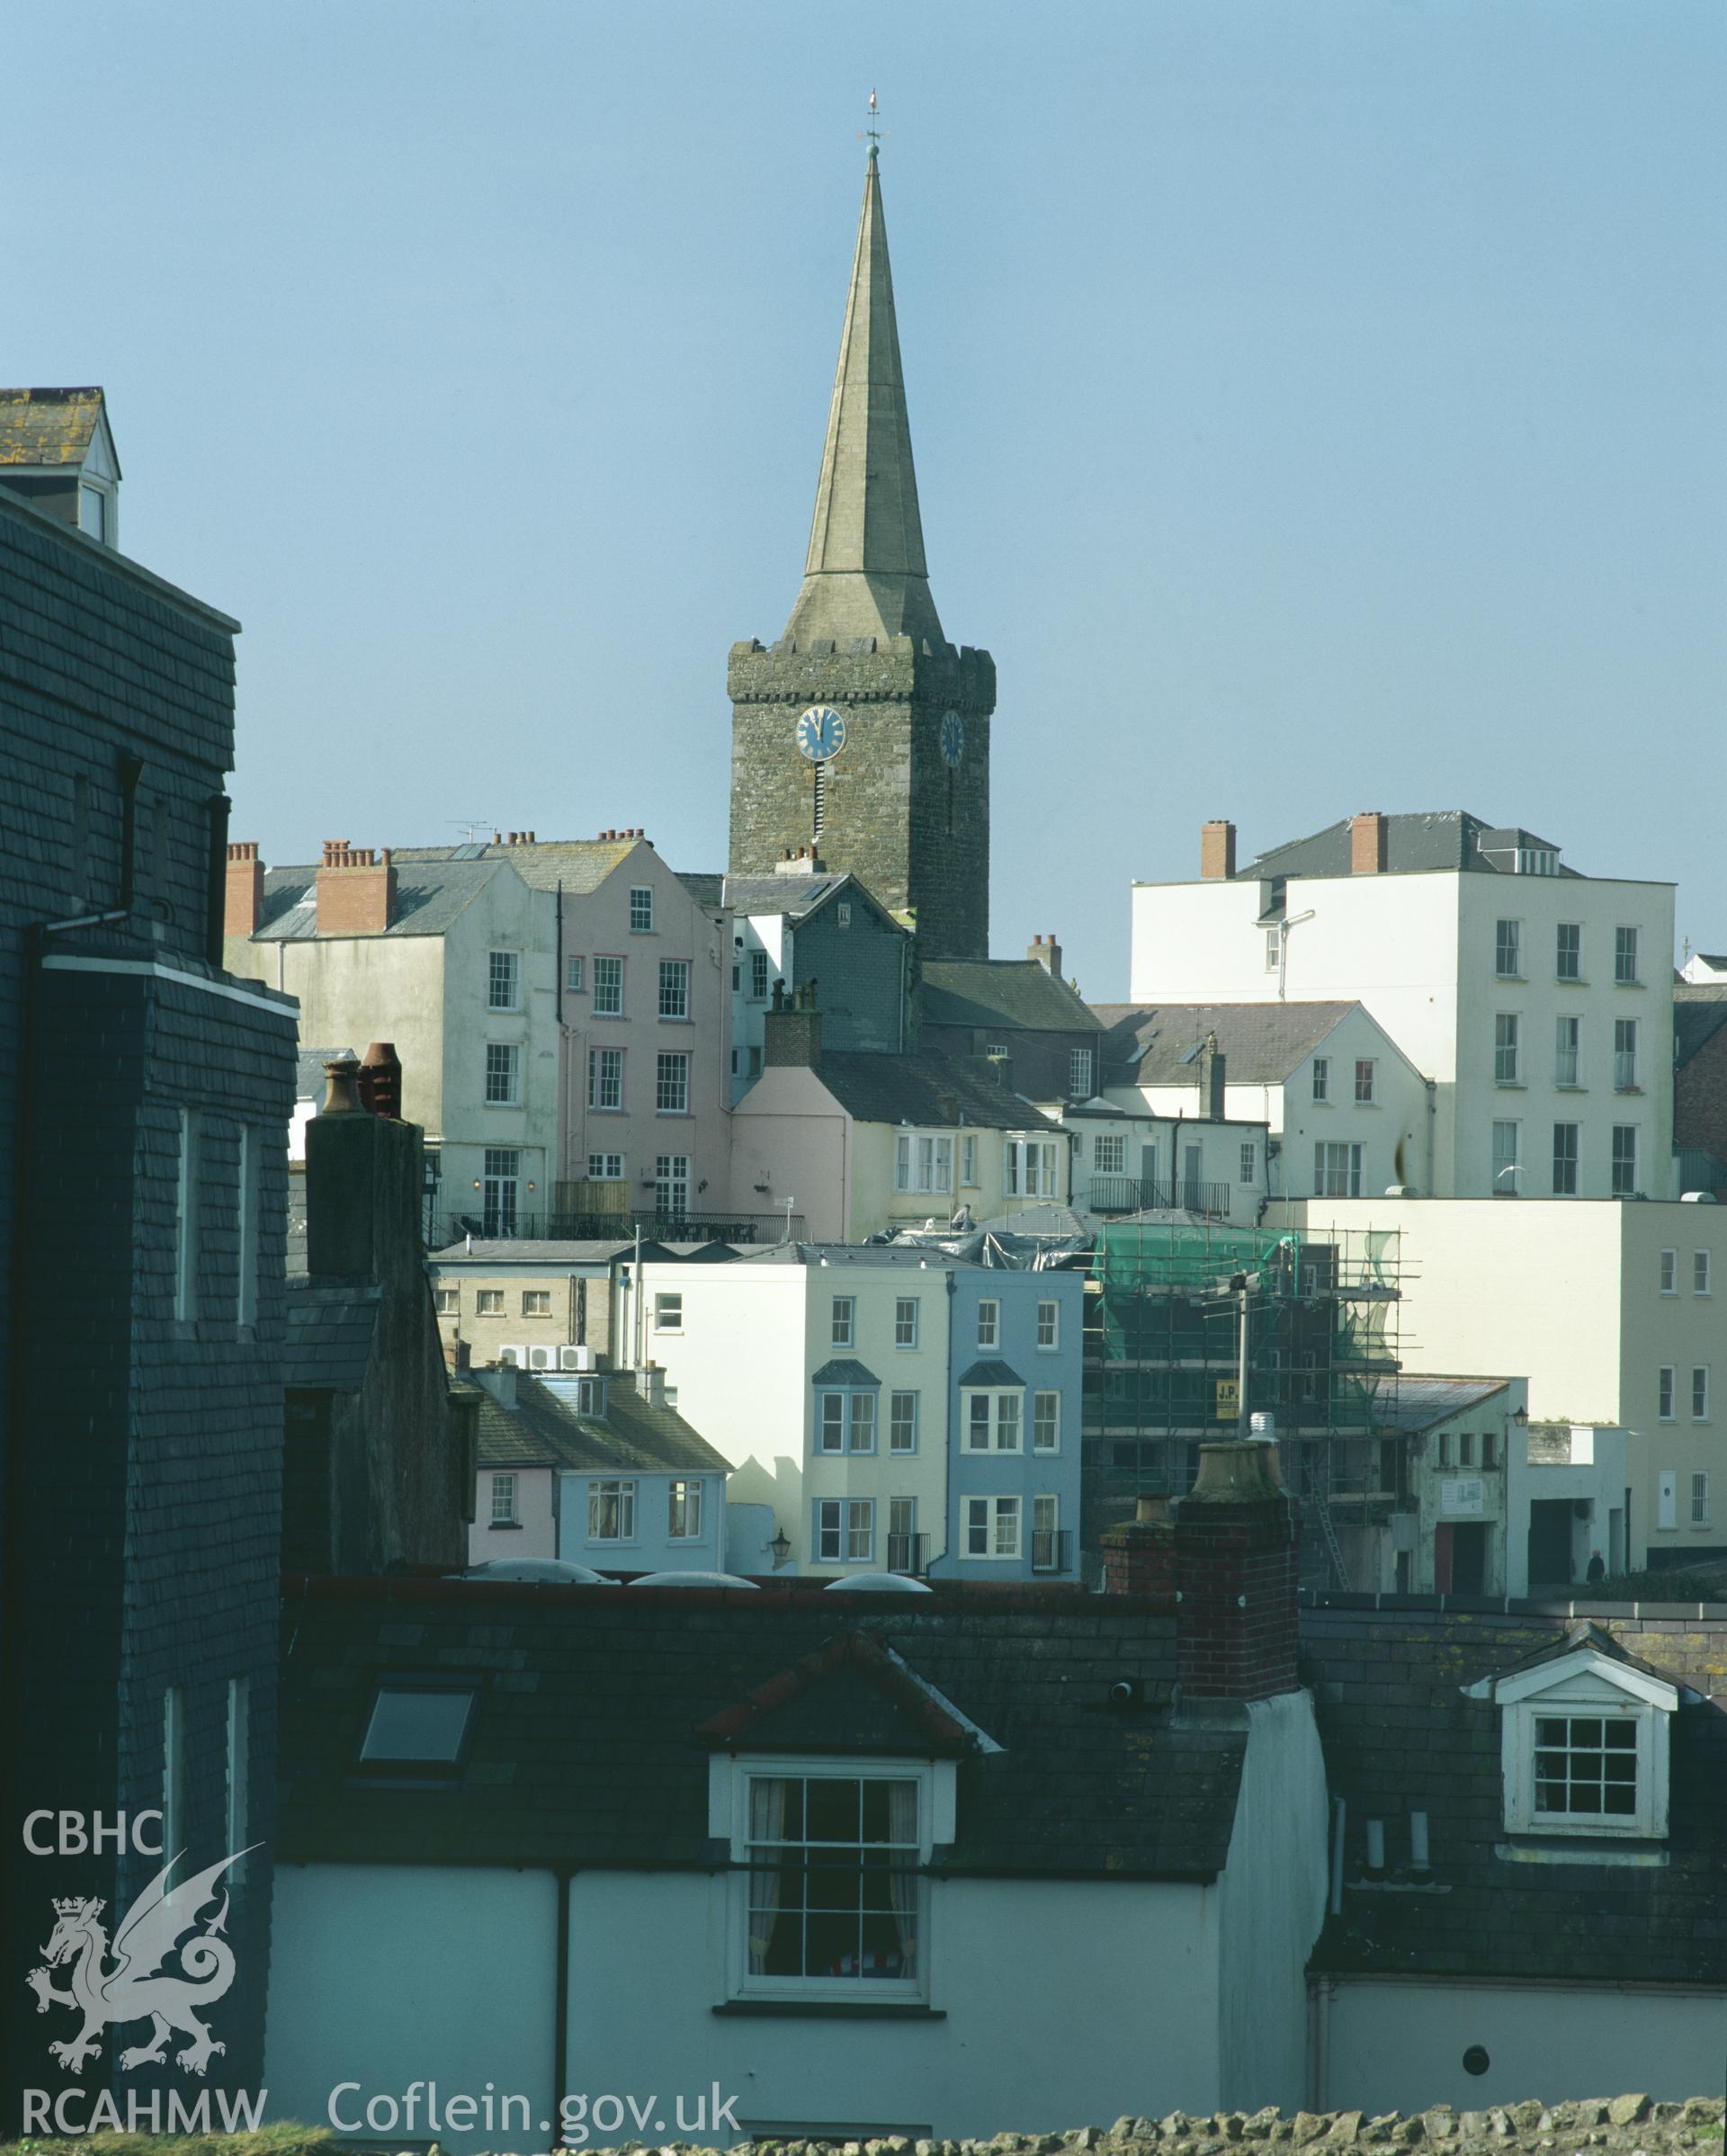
top-left (795, 705), bottom-right (846, 761)
top-left (939, 709), bottom-right (964, 768)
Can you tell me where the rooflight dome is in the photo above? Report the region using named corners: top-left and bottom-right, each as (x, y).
top-left (823, 1572), bottom-right (934, 1594)
top-left (629, 1570), bottom-right (760, 1589)
top-left (459, 1558), bottom-right (618, 1585)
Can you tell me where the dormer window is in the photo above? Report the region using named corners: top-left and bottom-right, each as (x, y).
top-left (1469, 1630), bottom-right (1677, 1845)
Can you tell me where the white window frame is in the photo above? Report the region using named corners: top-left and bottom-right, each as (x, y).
top-left (522, 1288), bottom-right (551, 1317)
top-left (831, 1295), bottom-right (855, 1347)
top-left (1314, 1141), bottom-right (1363, 1198)
top-left (720, 1758), bottom-right (936, 2003)
top-left (588, 1046), bottom-right (623, 1111)
top-left (1494, 1013), bottom-right (1521, 1086)
top-left (488, 948), bottom-right (521, 1011)
top-left (812, 1496), bottom-right (876, 1564)
top-left (894, 1296), bottom-right (919, 1349)
top-left (658, 958), bottom-right (691, 1020)
top-left (962, 1388), bottom-right (1023, 1453)
top-left (1005, 1136), bottom-right (1059, 1198)
top-left (960, 1133), bottom-right (980, 1187)
top-left (1491, 1119), bottom-right (1522, 1197)
top-left (1552, 1122), bottom-right (1579, 1196)
top-left (668, 1479), bottom-right (704, 1541)
top-left (1692, 1365), bottom-right (1710, 1422)
top-left (1691, 1472), bottom-right (1710, 1529)
top-left (1554, 1015), bottom-right (1580, 1089)
top-left (888, 1390), bottom-right (919, 1454)
top-left (1311, 1057), bottom-right (1329, 1104)
top-left (1354, 1058), bottom-right (1376, 1105)
top-left (490, 1472), bottom-right (519, 1524)
top-left (1035, 1299), bottom-right (1060, 1351)
top-left (653, 1291), bottom-right (684, 1333)
top-left (566, 955), bottom-right (586, 994)
top-left (815, 1390), bottom-right (877, 1455)
top-left (656, 1051), bottom-right (691, 1114)
top-left (1069, 1047), bottom-right (1094, 1098)
top-left (976, 1298), bottom-right (999, 1349)
top-left (588, 1478), bottom-right (637, 1542)
top-left (1033, 1391), bottom-right (1060, 1453)
top-left (1495, 918), bottom-right (1522, 980)
top-left (1696, 1251), bottom-right (1713, 1297)
top-left (1239, 1141), bottom-right (1256, 1185)
top-left (1265, 925), bottom-right (1281, 973)
top-left (750, 948), bottom-right (770, 1001)
top-left (593, 955), bottom-right (624, 1016)
top-left (1660, 1248), bottom-right (1678, 1294)
top-left (962, 1493), bottom-right (1022, 1560)
top-left (1095, 1132), bottom-right (1126, 1176)
top-left (587, 1150), bottom-right (624, 1181)
top-left (629, 886), bottom-right (655, 933)
top-left (1611, 1123), bottom-right (1638, 1198)
top-left (1615, 926), bottom-right (1640, 986)
top-left (475, 1287), bottom-right (505, 1316)
top-left (1492, 1651), bottom-right (1674, 1841)
top-left (1556, 922), bottom-right (1582, 981)
top-left (894, 1132), bottom-right (953, 1195)
top-left (1659, 1365), bottom-right (1676, 1421)
top-left (485, 1041), bottom-right (522, 1106)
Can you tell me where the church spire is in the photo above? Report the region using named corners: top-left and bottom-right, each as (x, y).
top-left (784, 146), bottom-right (945, 649)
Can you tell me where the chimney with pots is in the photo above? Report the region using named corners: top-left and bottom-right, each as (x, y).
top-left (1027, 933), bottom-right (1062, 974)
top-left (1173, 1439), bottom-right (1301, 1701)
top-left (225, 840), bottom-right (264, 936)
top-left (1350, 811), bottom-right (1388, 875)
top-left (764, 977), bottom-right (822, 1069)
top-left (1099, 1492), bottom-right (1175, 1596)
top-left (357, 1041), bottom-right (403, 1120)
top-left (316, 841), bottom-right (397, 936)
top-left (1201, 820), bottom-right (1237, 881)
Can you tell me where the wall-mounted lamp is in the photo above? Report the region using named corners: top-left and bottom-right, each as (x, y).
top-left (769, 1528), bottom-right (792, 1570)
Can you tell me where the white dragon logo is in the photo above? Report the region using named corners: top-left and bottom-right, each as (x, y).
top-left (26, 1847), bottom-right (255, 2077)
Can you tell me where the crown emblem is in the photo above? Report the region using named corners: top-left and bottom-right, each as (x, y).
top-left (52, 1896), bottom-right (102, 1916)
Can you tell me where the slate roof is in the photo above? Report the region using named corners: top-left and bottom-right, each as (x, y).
top-left (283, 1282), bottom-right (381, 1391)
top-left (1091, 1001), bottom-right (1357, 1086)
top-left (427, 1238), bottom-right (646, 1265)
top-left (388, 836), bottom-right (641, 895)
top-left (456, 1372), bottom-right (730, 1476)
top-left (252, 858), bottom-right (510, 942)
top-left (1373, 1375), bottom-right (1508, 1436)
top-left (0, 387), bottom-right (109, 468)
top-left (295, 1046), bottom-right (357, 1103)
top-left (677, 872), bottom-right (726, 911)
top-left (1675, 993), bottom-right (1727, 1069)
top-left (811, 1358), bottom-right (881, 1388)
top-left (920, 959), bottom-right (1100, 1036)
top-left (1303, 1600), bottom-right (1727, 1985)
top-left (1237, 812), bottom-right (1582, 881)
top-left (723, 871), bottom-right (900, 932)
top-left (275, 1579), bottom-right (1245, 1880)
top-left (958, 1359), bottom-right (1025, 1389)
top-left (815, 1051), bottom-right (1059, 1133)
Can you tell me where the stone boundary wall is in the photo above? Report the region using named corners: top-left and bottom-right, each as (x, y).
top-left (584, 2098), bottom-right (1726, 2156)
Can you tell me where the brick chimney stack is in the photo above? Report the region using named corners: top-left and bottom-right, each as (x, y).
top-left (764, 978), bottom-right (822, 1069)
top-left (1350, 812), bottom-right (1388, 875)
top-left (1174, 1439), bottom-right (1301, 1701)
top-left (1201, 820), bottom-right (1237, 880)
top-left (1099, 1492), bottom-right (1175, 1596)
top-left (225, 840), bottom-right (264, 936)
top-left (316, 841), bottom-right (397, 936)
top-left (1027, 933), bottom-right (1062, 975)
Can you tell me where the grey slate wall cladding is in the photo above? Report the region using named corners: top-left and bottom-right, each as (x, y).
top-left (0, 489), bottom-right (295, 2108)
top-left (729, 637), bottom-right (994, 962)
top-left (791, 901), bottom-right (907, 1055)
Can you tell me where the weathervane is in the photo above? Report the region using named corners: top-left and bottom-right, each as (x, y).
top-left (860, 87), bottom-right (887, 160)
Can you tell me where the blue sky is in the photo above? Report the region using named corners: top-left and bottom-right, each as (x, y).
top-left (9, 1), bottom-right (1723, 994)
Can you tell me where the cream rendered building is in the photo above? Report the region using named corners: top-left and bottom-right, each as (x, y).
top-left (1275, 1194), bottom-right (1727, 1573)
top-left (1131, 812), bottom-right (1675, 1202)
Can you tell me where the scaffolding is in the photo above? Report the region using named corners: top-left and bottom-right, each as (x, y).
top-left (1082, 1219), bottom-right (1406, 1588)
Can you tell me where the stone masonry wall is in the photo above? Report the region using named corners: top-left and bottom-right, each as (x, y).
top-left (577, 2098), bottom-right (1723, 2156)
top-left (728, 638), bottom-right (995, 961)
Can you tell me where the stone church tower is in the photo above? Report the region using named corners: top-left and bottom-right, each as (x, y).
top-left (728, 146), bottom-right (996, 960)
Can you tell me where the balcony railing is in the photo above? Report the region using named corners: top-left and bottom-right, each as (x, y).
top-left (435, 1207), bottom-right (805, 1250)
top-left (887, 1532), bottom-right (930, 1577)
top-left (1032, 1526), bottom-right (1075, 1574)
top-left (1085, 1176), bottom-right (1232, 1221)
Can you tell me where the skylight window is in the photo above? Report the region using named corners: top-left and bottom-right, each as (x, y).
top-left (360, 1686), bottom-right (476, 1766)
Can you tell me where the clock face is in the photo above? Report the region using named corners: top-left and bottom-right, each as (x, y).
top-left (795, 705), bottom-right (846, 761)
top-left (939, 709), bottom-right (964, 768)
